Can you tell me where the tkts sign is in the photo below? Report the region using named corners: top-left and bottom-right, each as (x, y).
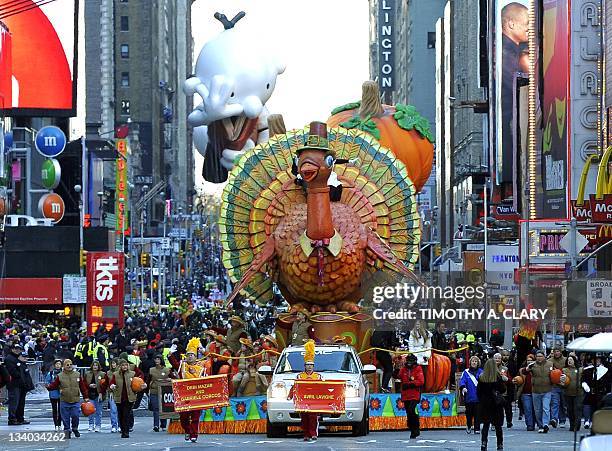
top-left (86, 252), bottom-right (125, 335)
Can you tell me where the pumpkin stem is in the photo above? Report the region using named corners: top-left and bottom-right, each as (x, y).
top-left (268, 114), bottom-right (287, 137)
top-left (358, 81), bottom-right (384, 118)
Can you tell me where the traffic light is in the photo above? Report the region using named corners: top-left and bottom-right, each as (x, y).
top-left (153, 279), bottom-right (158, 290)
top-left (83, 213), bottom-right (91, 228)
top-left (80, 249), bottom-right (88, 267)
top-left (140, 252), bottom-right (150, 266)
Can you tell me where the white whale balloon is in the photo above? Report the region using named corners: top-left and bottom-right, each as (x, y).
top-left (184, 12), bottom-right (285, 182)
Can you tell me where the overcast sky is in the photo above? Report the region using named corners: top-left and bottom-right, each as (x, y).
top-left (191, 0), bottom-right (371, 194)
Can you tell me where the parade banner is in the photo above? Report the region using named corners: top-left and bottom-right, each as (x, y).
top-left (293, 379), bottom-right (346, 414)
top-left (172, 375), bottom-right (230, 413)
top-left (86, 252), bottom-right (124, 335)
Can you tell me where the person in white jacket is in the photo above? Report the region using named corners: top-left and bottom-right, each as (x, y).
top-left (409, 320), bottom-right (432, 366)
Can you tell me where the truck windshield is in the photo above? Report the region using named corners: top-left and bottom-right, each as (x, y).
top-left (275, 350), bottom-right (359, 374)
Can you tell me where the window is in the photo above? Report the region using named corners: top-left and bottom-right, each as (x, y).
top-left (120, 16), bottom-right (129, 31)
top-left (427, 32), bottom-right (436, 49)
top-left (121, 72), bottom-right (129, 87)
top-left (120, 44), bottom-right (129, 58)
top-left (121, 99), bottom-right (130, 115)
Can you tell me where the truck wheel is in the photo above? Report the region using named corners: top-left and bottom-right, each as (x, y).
top-left (352, 413), bottom-right (368, 436)
top-left (266, 417), bottom-right (287, 438)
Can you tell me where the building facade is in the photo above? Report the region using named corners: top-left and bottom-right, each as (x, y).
top-left (85, 0), bottom-right (194, 233)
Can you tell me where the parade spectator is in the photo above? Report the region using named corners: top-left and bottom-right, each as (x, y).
top-left (460, 355), bottom-right (483, 434)
top-left (526, 350), bottom-right (552, 433)
top-left (581, 353), bottom-right (611, 428)
top-left (5, 343), bottom-right (29, 426)
top-left (46, 359), bottom-right (89, 439)
top-left (394, 353), bottom-right (424, 439)
top-left (147, 355), bottom-right (171, 432)
top-left (82, 360), bottom-right (105, 432)
top-left (95, 336), bottom-right (111, 370)
top-left (106, 359), bottom-right (119, 433)
top-left (501, 349), bottom-right (517, 428)
top-left (548, 347), bottom-right (567, 428)
top-left (109, 359), bottom-right (147, 439)
top-left (562, 355), bottom-right (583, 432)
top-left (45, 359), bottom-right (63, 431)
top-left (518, 354), bottom-right (536, 431)
top-left (477, 359), bottom-right (506, 451)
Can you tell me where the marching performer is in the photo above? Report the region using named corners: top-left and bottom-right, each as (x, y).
top-left (169, 338), bottom-right (207, 443)
top-left (288, 340), bottom-right (321, 442)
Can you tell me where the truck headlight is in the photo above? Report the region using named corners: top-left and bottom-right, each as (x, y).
top-left (345, 382), bottom-right (359, 398)
top-left (269, 381), bottom-right (288, 399)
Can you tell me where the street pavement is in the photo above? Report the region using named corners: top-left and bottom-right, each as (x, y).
top-left (0, 398), bottom-right (582, 450)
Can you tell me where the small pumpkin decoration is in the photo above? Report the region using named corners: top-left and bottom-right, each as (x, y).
top-left (425, 353), bottom-right (451, 393)
top-left (81, 401), bottom-right (96, 417)
top-left (131, 376), bottom-right (145, 392)
top-left (327, 81), bottom-right (434, 192)
top-left (512, 375), bottom-right (524, 385)
top-left (550, 368), bottom-right (564, 385)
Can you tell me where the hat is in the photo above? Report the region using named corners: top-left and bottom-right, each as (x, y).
top-left (296, 122), bottom-right (333, 155)
top-left (230, 315), bottom-right (245, 326)
top-left (203, 330), bottom-right (217, 339)
top-left (99, 335), bottom-right (109, 342)
top-left (294, 305), bottom-right (311, 318)
top-left (11, 342), bottom-right (23, 349)
top-left (239, 337), bottom-right (253, 349)
top-left (406, 353), bottom-right (418, 363)
top-left (466, 334), bottom-right (476, 343)
top-left (263, 335), bottom-right (278, 348)
top-left (304, 339), bottom-right (315, 365)
top-left (455, 333), bottom-right (466, 343)
top-left (186, 337), bottom-right (201, 355)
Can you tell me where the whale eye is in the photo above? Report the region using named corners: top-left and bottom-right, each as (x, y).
top-left (266, 83), bottom-right (270, 89)
top-left (324, 155), bottom-right (334, 168)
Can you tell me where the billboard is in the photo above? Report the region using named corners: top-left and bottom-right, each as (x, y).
top-left (536, 0), bottom-right (569, 218)
top-left (0, 23), bottom-right (10, 108)
top-left (0, 277), bottom-right (62, 305)
top-left (115, 139), bottom-right (129, 235)
top-left (495, 0), bottom-right (531, 184)
top-left (377, 0), bottom-right (395, 103)
top-left (86, 252), bottom-right (125, 335)
top-left (0, 0), bottom-right (77, 116)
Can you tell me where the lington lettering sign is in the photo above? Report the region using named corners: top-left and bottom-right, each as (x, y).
top-left (378, 0), bottom-right (395, 102)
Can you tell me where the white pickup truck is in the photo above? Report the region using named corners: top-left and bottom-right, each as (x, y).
top-left (258, 343), bottom-right (376, 438)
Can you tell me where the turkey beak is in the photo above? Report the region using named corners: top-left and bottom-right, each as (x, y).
top-left (299, 161), bottom-right (319, 182)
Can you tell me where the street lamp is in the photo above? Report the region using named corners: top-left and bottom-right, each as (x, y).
top-left (74, 184), bottom-right (83, 277)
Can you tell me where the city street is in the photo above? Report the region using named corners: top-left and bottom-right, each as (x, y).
top-left (0, 398), bottom-right (579, 451)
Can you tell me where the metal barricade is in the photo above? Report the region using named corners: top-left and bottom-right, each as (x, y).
top-left (26, 360), bottom-right (46, 393)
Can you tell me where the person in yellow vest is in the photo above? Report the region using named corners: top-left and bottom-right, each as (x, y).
top-left (45, 359), bottom-right (89, 440)
top-left (288, 340), bottom-right (321, 442)
top-left (169, 338), bottom-right (206, 443)
top-left (109, 359), bottom-right (147, 438)
top-left (94, 336), bottom-right (110, 371)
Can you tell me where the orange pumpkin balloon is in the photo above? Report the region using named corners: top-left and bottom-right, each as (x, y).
top-left (131, 376), bottom-right (145, 392)
top-left (81, 401), bottom-right (96, 416)
top-left (425, 354), bottom-right (451, 393)
top-left (327, 81), bottom-right (434, 192)
top-left (513, 375), bottom-right (524, 385)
